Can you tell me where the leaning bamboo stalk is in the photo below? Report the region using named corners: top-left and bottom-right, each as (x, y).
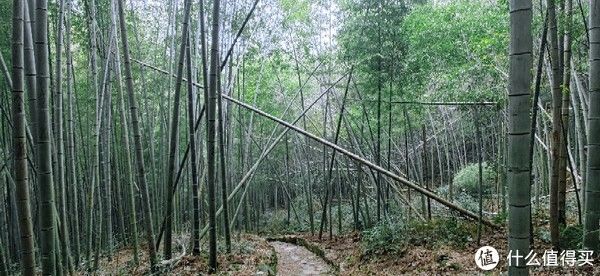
top-left (163, 0), bottom-right (192, 260)
top-left (0, 53), bottom-right (12, 90)
top-left (348, 100), bottom-right (499, 106)
top-left (219, 0), bottom-right (260, 70)
top-left (222, 94), bottom-right (500, 228)
top-left (197, 72), bottom-right (351, 240)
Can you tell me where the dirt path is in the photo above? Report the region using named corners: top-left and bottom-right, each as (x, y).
top-left (270, 241), bottom-right (333, 276)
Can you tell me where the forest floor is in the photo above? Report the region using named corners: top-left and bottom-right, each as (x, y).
top-left (80, 234), bottom-right (276, 275)
top-left (284, 221), bottom-right (597, 275)
top-left (295, 231), bottom-right (506, 275)
top-left (84, 215), bottom-right (598, 275)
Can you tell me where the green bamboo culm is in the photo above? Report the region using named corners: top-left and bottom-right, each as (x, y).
top-left (34, 0), bottom-right (58, 273)
top-left (12, 0), bottom-right (36, 274)
top-left (507, 0), bottom-right (533, 275)
top-left (583, 0), bottom-right (600, 252)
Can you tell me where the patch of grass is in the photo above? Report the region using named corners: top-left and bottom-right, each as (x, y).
top-left (408, 218), bottom-right (476, 248)
top-left (362, 221), bottom-right (406, 255)
top-left (536, 228), bottom-right (552, 243)
top-left (560, 225), bottom-right (583, 250)
top-left (493, 211), bottom-right (508, 224)
top-left (362, 218), bottom-right (476, 256)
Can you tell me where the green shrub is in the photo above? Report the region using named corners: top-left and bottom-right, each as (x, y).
top-left (435, 185), bottom-right (479, 213)
top-left (406, 218), bottom-right (475, 249)
top-left (362, 218), bottom-right (476, 256)
top-left (560, 225), bottom-right (583, 250)
top-left (452, 162), bottom-right (495, 196)
top-left (362, 220), bottom-right (406, 255)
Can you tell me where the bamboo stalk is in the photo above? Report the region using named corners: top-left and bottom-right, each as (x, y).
top-left (223, 94), bottom-right (500, 228)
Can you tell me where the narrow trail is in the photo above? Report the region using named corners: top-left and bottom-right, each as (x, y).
top-left (269, 241), bottom-right (333, 276)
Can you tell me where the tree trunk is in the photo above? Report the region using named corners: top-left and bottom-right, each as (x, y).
top-left (12, 0), bottom-right (36, 273)
top-left (421, 126), bottom-right (428, 220)
top-left (116, 0), bottom-right (158, 269)
top-left (164, 0), bottom-right (192, 260)
top-left (54, 0), bottom-right (73, 270)
top-left (557, 0), bottom-right (573, 227)
top-left (318, 70), bottom-right (352, 240)
top-left (548, 0), bottom-right (564, 250)
top-left (206, 0), bottom-right (222, 270)
top-left (65, 0), bottom-right (80, 265)
top-left (112, 3), bottom-right (139, 262)
top-left (23, 0), bottom-right (37, 146)
top-left (35, 0), bottom-right (58, 272)
top-left (508, 1), bottom-right (533, 274)
top-left (583, 0), bottom-right (600, 252)
top-left (475, 108), bottom-right (483, 245)
top-left (186, 25), bottom-right (201, 255)
top-left (217, 61), bottom-right (232, 253)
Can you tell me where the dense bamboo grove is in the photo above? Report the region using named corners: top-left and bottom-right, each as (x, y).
top-left (0, 0), bottom-right (599, 275)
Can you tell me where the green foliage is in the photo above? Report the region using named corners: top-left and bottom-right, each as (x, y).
top-left (435, 185), bottom-right (479, 213)
top-left (0, 0), bottom-right (11, 90)
top-left (536, 228), bottom-right (552, 244)
top-left (279, 0), bottom-right (310, 25)
top-left (338, 0), bottom-right (409, 134)
top-left (401, 0), bottom-right (508, 103)
top-left (362, 218), bottom-right (475, 256)
top-left (560, 225), bottom-right (583, 250)
top-left (338, 0), bottom-right (508, 137)
top-left (362, 220), bottom-right (406, 255)
top-left (452, 162), bottom-right (495, 196)
top-left (493, 211), bottom-right (508, 225)
top-left (260, 209), bottom-right (309, 235)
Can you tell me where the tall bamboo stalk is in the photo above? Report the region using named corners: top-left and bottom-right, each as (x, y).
top-left (34, 0), bottom-right (57, 272)
top-left (116, 0), bottom-right (157, 268)
top-left (164, 0), bottom-right (193, 259)
top-left (206, 0), bottom-right (222, 270)
top-left (583, 0), bottom-right (600, 252)
top-left (12, 0), bottom-right (36, 273)
top-left (508, 0), bottom-right (533, 274)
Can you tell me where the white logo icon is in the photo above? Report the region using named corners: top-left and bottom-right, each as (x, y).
top-left (475, 246), bottom-right (499, 270)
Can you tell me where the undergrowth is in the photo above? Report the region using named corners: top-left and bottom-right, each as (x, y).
top-left (361, 218), bottom-right (476, 256)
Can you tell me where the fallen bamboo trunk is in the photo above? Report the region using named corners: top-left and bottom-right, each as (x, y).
top-left (222, 94), bottom-right (500, 229)
top-left (197, 73), bottom-right (349, 240)
top-left (131, 58), bottom-right (500, 230)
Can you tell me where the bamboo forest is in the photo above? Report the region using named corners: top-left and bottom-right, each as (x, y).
top-left (1, 0), bottom-right (600, 274)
